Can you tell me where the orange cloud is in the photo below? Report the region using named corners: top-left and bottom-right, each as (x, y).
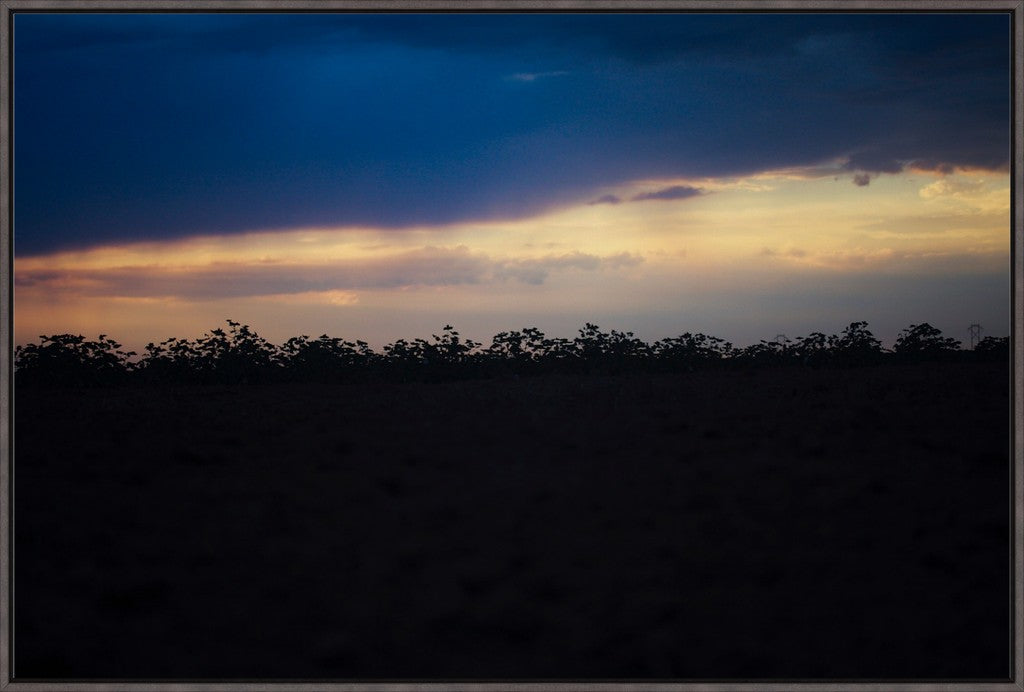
top-left (15, 246), bottom-right (645, 301)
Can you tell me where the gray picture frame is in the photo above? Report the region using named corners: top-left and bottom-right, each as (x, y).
top-left (0, 2), bottom-right (1020, 690)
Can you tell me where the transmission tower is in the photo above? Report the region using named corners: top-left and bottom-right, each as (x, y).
top-left (968, 323), bottom-right (983, 349)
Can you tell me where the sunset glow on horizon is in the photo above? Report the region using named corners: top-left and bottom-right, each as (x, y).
top-left (13, 13), bottom-right (1013, 352)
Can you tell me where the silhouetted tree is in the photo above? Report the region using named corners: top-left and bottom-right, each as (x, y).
top-left (16, 318), bottom-right (997, 387)
top-left (793, 332), bottom-right (832, 367)
top-left (894, 323), bottom-right (961, 360)
top-left (830, 321), bottom-right (884, 366)
top-left (279, 334), bottom-right (373, 382)
top-left (972, 335), bottom-right (1009, 361)
top-left (422, 325), bottom-right (482, 380)
top-left (652, 332), bottom-right (732, 371)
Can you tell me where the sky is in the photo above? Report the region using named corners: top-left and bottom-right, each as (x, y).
top-left (12, 12), bottom-right (1013, 351)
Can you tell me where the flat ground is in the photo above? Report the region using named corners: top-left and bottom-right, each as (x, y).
top-left (13, 361), bottom-right (1011, 679)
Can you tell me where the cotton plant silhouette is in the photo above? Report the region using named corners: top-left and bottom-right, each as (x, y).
top-left (13, 318), bottom-right (994, 387)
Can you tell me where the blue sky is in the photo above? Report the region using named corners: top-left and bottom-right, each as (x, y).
top-left (14, 12), bottom-right (1009, 254)
top-left (12, 12), bottom-right (1013, 349)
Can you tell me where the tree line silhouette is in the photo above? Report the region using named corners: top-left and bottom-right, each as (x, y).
top-left (13, 319), bottom-right (1009, 387)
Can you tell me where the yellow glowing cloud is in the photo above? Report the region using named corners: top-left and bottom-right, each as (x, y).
top-left (262, 290), bottom-right (360, 306)
top-left (14, 166), bottom-right (1010, 351)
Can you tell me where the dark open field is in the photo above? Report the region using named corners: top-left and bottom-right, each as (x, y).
top-left (13, 360), bottom-right (1011, 680)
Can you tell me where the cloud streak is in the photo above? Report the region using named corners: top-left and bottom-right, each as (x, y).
top-left (15, 247), bottom-right (645, 301)
top-left (495, 251), bottom-right (643, 285)
top-left (506, 70), bottom-right (569, 82)
top-left (632, 185), bottom-right (704, 202)
top-left (587, 185), bottom-right (705, 206)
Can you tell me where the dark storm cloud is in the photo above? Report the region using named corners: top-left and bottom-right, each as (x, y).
top-left (13, 12), bottom-right (1010, 254)
top-left (852, 173), bottom-right (872, 187)
top-left (632, 185), bottom-right (704, 202)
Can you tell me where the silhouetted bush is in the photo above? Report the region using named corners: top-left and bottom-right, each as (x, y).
top-left (734, 339), bottom-right (794, 368)
top-left (893, 323), bottom-right (961, 361)
top-left (486, 328), bottom-right (548, 377)
top-left (972, 336), bottom-right (1009, 362)
top-left (280, 334), bottom-right (374, 383)
top-left (792, 332), bottom-right (832, 367)
top-left (14, 334), bottom-right (136, 387)
top-left (831, 321), bottom-right (885, 366)
top-left (14, 318), bottom-right (1003, 387)
top-left (376, 326), bottom-right (484, 382)
top-left (573, 323), bottom-right (650, 375)
top-left (651, 332), bottom-right (733, 371)
top-left (136, 320), bottom-right (281, 384)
